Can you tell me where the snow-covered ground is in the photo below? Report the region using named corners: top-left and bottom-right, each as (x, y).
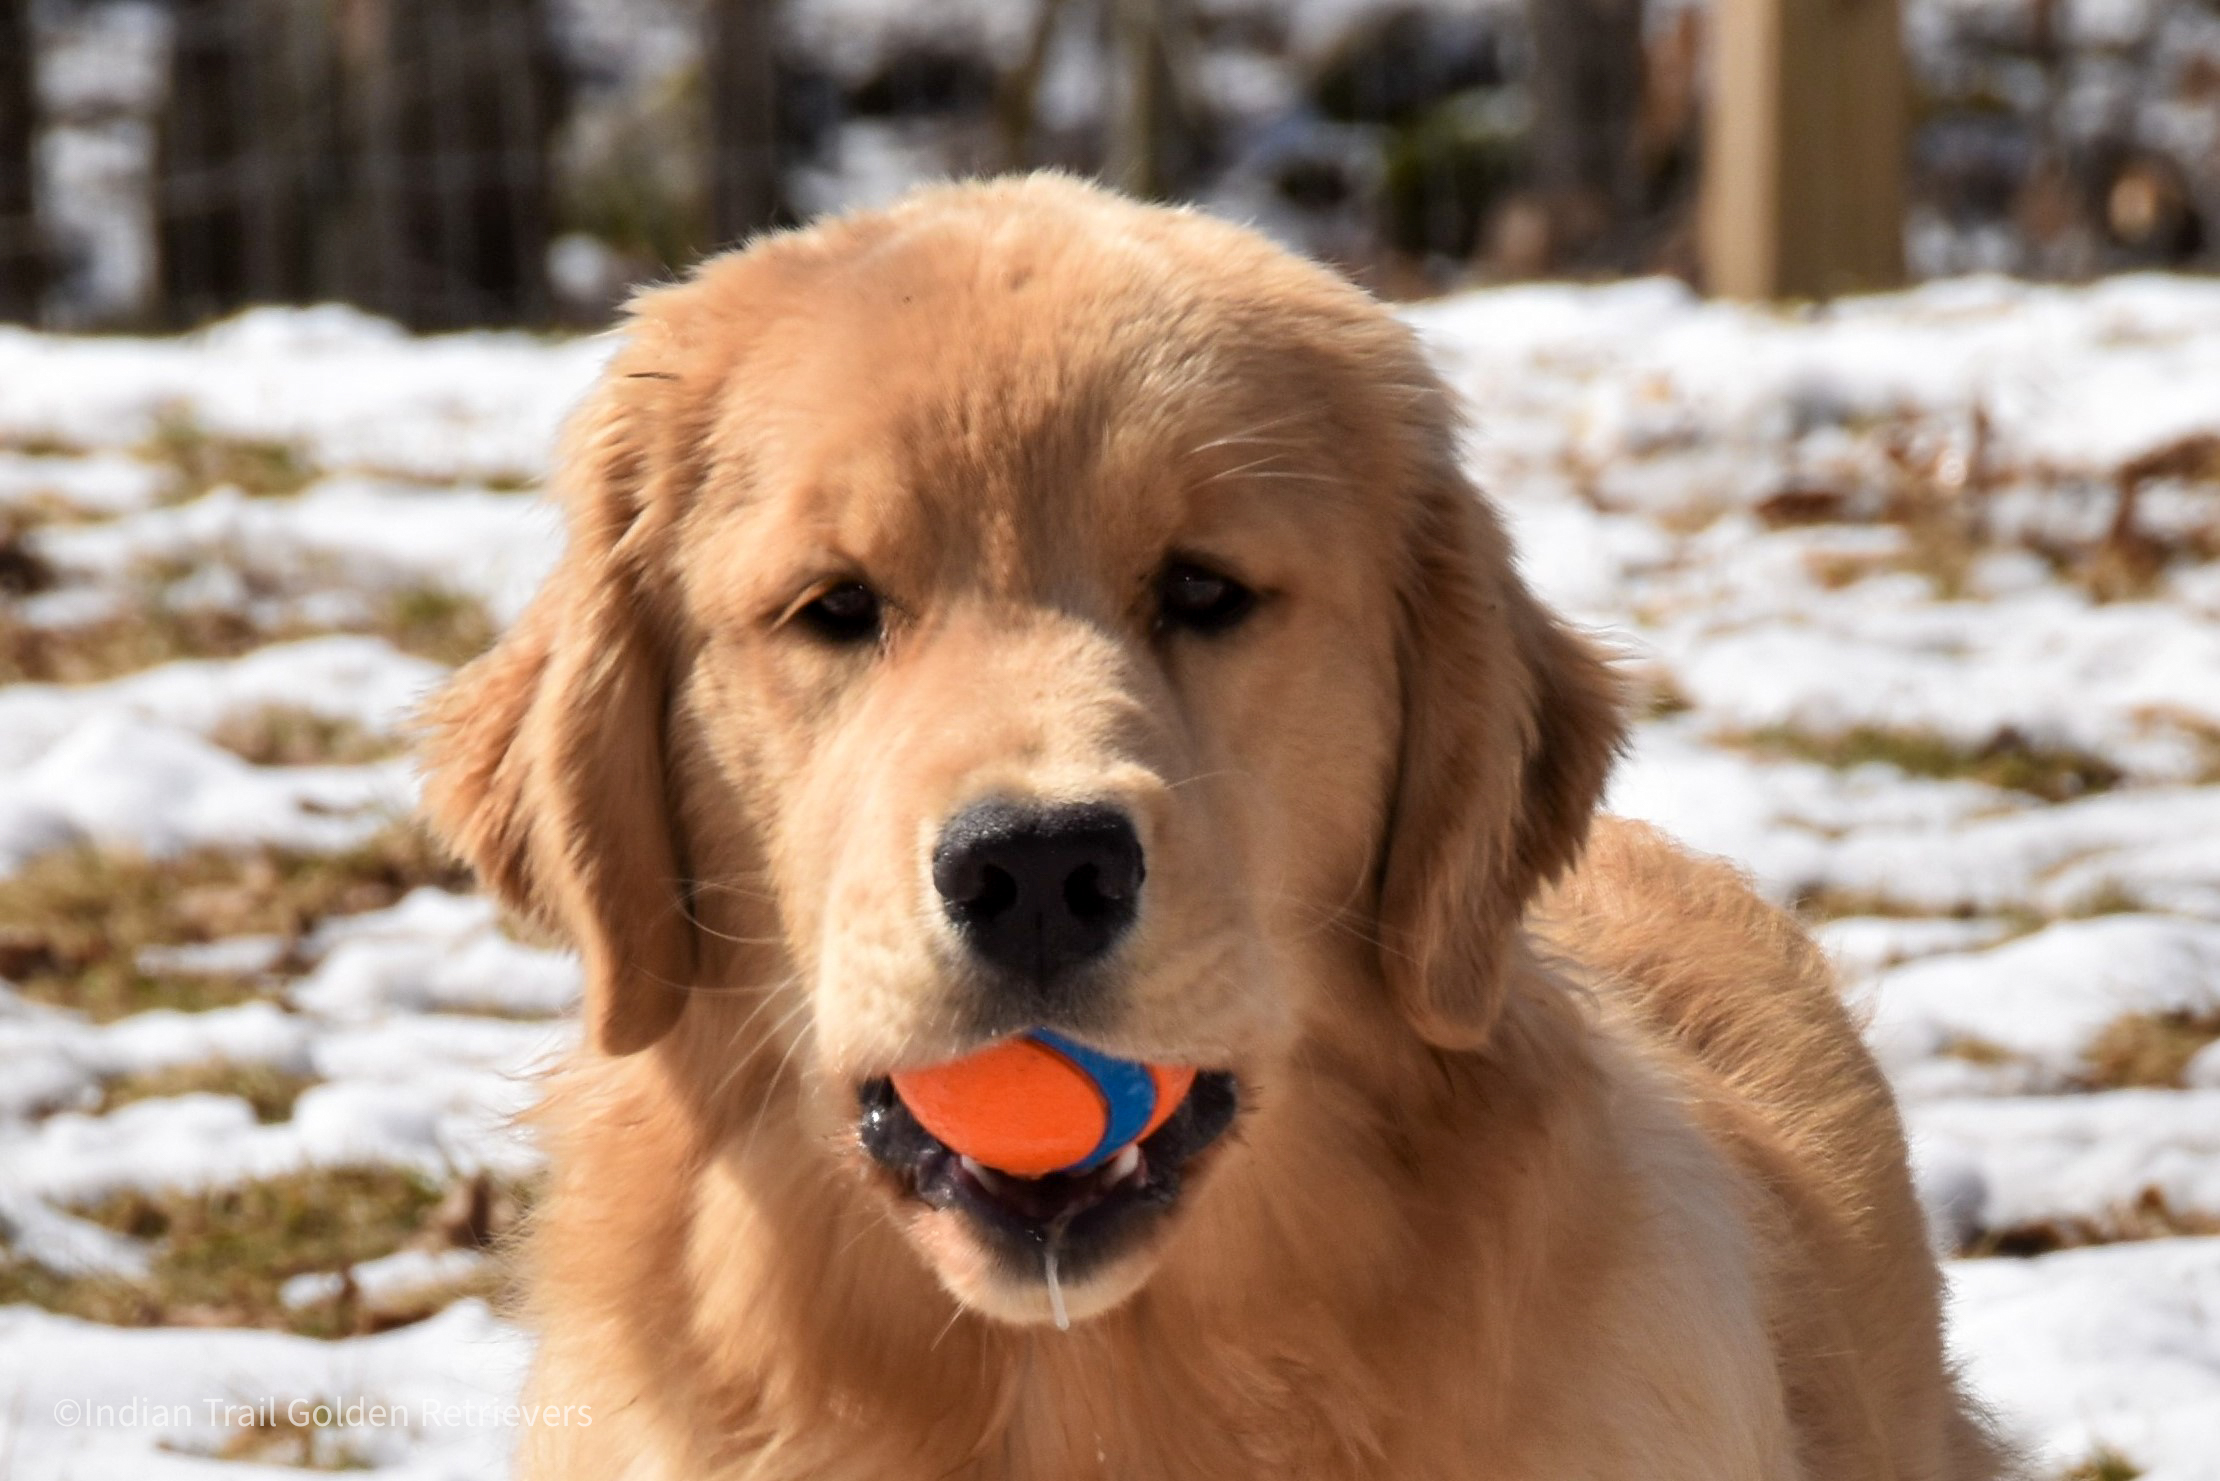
top-left (3, 275), bottom-right (2218, 1478)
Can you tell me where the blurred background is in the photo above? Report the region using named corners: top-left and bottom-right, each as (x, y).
top-left (3, 5), bottom-right (2220, 1480)
top-left (3, 0), bottom-right (2219, 332)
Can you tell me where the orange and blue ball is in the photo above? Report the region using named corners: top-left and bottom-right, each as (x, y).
top-left (891, 1029), bottom-right (1194, 1178)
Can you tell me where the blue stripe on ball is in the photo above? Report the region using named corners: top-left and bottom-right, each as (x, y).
top-left (1027, 1029), bottom-right (1158, 1173)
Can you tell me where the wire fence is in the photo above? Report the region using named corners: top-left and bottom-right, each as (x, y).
top-left (152, 0), bottom-right (560, 329)
top-left (4, 0), bottom-right (2218, 332)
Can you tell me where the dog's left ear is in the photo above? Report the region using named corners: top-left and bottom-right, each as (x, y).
top-left (1376, 455), bottom-right (1626, 1049)
top-left (419, 368), bottom-right (699, 1056)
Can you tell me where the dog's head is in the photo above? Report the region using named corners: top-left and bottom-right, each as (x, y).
top-left (422, 177), bottom-right (1621, 1326)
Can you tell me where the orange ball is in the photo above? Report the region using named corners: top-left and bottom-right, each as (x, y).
top-left (891, 1030), bottom-right (1195, 1178)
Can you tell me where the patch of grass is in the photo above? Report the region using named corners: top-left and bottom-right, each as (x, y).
top-left (1731, 724), bottom-right (2123, 803)
top-left (1966, 1187), bottom-right (2220, 1259)
top-left (0, 433), bottom-right (88, 458)
top-left (141, 412), bottom-right (314, 499)
top-left (0, 514), bottom-right (58, 596)
top-left (0, 595), bottom-right (269, 685)
top-left (2, 1169), bottom-right (531, 1338)
top-left (207, 706), bottom-right (403, 767)
top-left (2079, 1008), bottom-right (2220, 1090)
top-left (0, 1260), bottom-right (159, 1325)
top-left (80, 1168), bottom-right (445, 1337)
top-left (1804, 548), bottom-right (1893, 590)
top-left (0, 824), bottom-right (472, 1021)
top-left (2062, 882), bottom-right (2150, 919)
top-left (1790, 889), bottom-right (1943, 922)
top-left (1894, 509), bottom-right (1981, 599)
top-left (377, 584), bottom-right (496, 667)
top-left (1789, 889), bottom-right (2046, 940)
top-left (0, 540), bottom-right (498, 686)
top-left (98, 1061), bottom-right (318, 1123)
top-left (206, 1403), bottom-right (377, 1469)
top-left (2062, 1447), bottom-right (2144, 1481)
top-left (1936, 1034), bottom-right (2019, 1066)
top-left (1631, 667), bottom-right (1695, 721)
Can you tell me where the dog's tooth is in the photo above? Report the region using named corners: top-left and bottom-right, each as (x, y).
top-left (960, 1155), bottom-right (1014, 1197)
top-left (1105, 1144), bottom-right (1142, 1184)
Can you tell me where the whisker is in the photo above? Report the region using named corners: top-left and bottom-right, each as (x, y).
top-left (741, 1000), bottom-right (818, 1160)
top-left (690, 918), bottom-right (786, 949)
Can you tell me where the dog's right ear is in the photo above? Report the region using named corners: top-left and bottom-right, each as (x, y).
top-left (1374, 448), bottom-right (1626, 1050)
top-left (419, 372), bottom-right (698, 1056)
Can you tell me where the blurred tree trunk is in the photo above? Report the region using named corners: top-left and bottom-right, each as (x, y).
top-left (998, 0), bottom-right (1074, 170)
top-left (1103, 0), bottom-right (1198, 200)
top-left (1524, 0), bottom-right (1646, 266)
top-left (0, 0), bottom-right (45, 321)
top-left (706, 0), bottom-right (782, 244)
top-left (1701, 0), bottom-right (1906, 298)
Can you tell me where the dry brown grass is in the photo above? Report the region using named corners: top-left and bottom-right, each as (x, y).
top-left (0, 1167), bottom-right (528, 1339)
top-left (206, 1405), bottom-right (377, 1470)
top-left (378, 584), bottom-right (497, 667)
top-left (1936, 1034), bottom-right (2020, 1067)
top-left (0, 824), bottom-right (472, 1021)
top-left (0, 513), bottom-right (58, 596)
top-left (0, 575), bottom-right (497, 686)
top-left (98, 1061), bottom-right (319, 1123)
top-left (2079, 1008), bottom-right (2220, 1090)
top-left (0, 593), bottom-right (270, 686)
top-left (140, 414), bottom-right (315, 501)
top-left (2061, 1447), bottom-right (2145, 1481)
top-left (1965, 1187), bottom-right (2220, 1259)
top-left (207, 706), bottom-right (404, 767)
top-left (1730, 723), bottom-right (2123, 803)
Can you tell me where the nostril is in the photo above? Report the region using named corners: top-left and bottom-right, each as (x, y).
top-left (932, 845), bottom-right (1015, 916)
top-left (1065, 862), bottom-right (1108, 919)
top-left (932, 799), bottom-right (1145, 988)
top-left (966, 864), bottom-right (1018, 918)
top-left (1064, 848), bottom-right (1144, 919)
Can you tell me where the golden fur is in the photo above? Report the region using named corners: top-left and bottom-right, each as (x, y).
top-left (420, 175), bottom-right (2011, 1479)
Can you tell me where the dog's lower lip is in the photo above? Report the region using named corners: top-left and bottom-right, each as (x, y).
top-left (855, 1070), bottom-right (1239, 1281)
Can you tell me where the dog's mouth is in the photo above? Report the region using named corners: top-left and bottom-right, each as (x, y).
top-left (856, 1071), bottom-right (1239, 1289)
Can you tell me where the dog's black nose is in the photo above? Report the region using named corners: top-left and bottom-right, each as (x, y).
top-left (932, 800), bottom-right (1143, 988)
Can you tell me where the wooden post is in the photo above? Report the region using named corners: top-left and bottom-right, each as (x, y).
top-left (705, 0), bottom-right (782, 246)
top-left (0, 0), bottom-right (45, 321)
top-left (1701, 0), bottom-right (1907, 299)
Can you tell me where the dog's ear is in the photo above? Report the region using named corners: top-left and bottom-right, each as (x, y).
top-left (420, 378), bottom-right (696, 1056)
top-left (1376, 459), bottom-right (1625, 1049)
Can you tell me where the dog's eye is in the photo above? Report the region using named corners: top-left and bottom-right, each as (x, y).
top-left (796, 582), bottom-right (883, 644)
top-left (1157, 561), bottom-right (1257, 635)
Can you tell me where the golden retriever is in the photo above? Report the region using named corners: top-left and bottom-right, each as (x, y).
top-left (421, 175), bottom-right (2010, 1480)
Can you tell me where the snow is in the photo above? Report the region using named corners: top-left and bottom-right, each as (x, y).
top-left (0, 1301), bottom-right (534, 1479)
top-left (1913, 1091), bottom-right (2220, 1236)
top-left (1865, 917), bottom-right (2220, 1085)
top-left (2, 278), bottom-right (2217, 1476)
top-left (0, 717), bottom-right (414, 875)
top-left (32, 480), bottom-right (566, 627)
top-left (280, 1247), bottom-right (490, 1317)
top-left (0, 310), bottom-right (610, 484)
top-left (1951, 1240), bottom-right (2220, 1481)
top-left (0, 637), bottom-right (446, 771)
